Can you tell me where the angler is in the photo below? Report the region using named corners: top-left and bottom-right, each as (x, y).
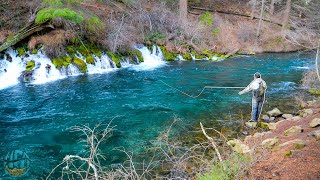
top-left (239, 72), bottom-right (267, 122)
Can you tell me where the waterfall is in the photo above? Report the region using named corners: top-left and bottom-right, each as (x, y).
top-left (0, 49), bottom-right (25, 89)
top-left (129, 45), bottom-right (166, 71)
top-left (0, 45), bottom-right (166, 90)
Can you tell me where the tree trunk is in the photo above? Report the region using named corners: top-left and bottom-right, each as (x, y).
top-left (270, 0), bottom-right (275, 15)
top-left (256, 0), bottom-right (265, 38)
top-left (179, 0), bottom-right (188, 23)
top-left (0, 22), bottom-right (52, 53)
top-left (282, 0), bottom-right (291, 33)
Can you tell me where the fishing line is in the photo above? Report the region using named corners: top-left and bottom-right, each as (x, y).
top-left (160, 79), bottom-right (267, 122)
top-left (160, 80), bottom-right (245, 98)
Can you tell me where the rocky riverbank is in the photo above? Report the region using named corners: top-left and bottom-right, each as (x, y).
top-left (225, 99), bottom-right (320, 179)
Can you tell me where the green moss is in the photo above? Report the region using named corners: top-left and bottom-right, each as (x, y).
top-left (125, 50), bottom-right (144, 63)
top-left (64, 56), bottom-right (72, 63)
top-left (191, 51), bottom-right (205, 60)
top-left (284, 150), bottom-right (292, 157)
top-left (26, 61), bottom-right (35, 71)
top-left (106, 52), bottom-right (121, 68)
top-left (91, 47), bottom-right (102, 58)
top-left (85, 55), bottom-right (95, 64)
top-left (73, 57), bottom-right (87, 73)
top-left (182, 53), bottom-right (192, 60)
top-left (160, 46), bottom-right (176, 61)
top-left (308, 88), bottom-right (320, 95)
top-left (78, 45), bottom-right (90, 57)
top-left (17, 47), bottom-right (27, 57)
top-left (31, 49), bottom-right (38, 54)
top-left (259, 122), bottom-right (269, 130)
top-left (294, 143), bottom-right (305, 149)
top-left (52, 56), bottom-right (72, 68)
top-left (198, 154), bottom-right (251, 180)
top-left (52, 57), bottom-right (65, 68)
top-left (201, 50), bottom-right (213, 59)
top-left (67, 46), bottom-right (77, 54)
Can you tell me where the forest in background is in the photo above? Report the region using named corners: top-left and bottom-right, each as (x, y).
top-left (0, 0), bottom-right (319, 59)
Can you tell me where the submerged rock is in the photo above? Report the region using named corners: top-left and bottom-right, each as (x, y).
top-left (284, 126), bottom-right (303, 136)
top-left (309, 118), bottom-right (320, 128)
top-left (20, 70), bottom-right (34, 82)
top-left (267, 108), bottom-right (282, 117)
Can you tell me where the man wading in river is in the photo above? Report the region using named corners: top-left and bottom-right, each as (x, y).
top-left (239, 72), bottom-right (267, 122)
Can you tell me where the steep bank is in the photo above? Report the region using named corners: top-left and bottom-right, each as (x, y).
top-left (221, 99), bottom-right (320, 179)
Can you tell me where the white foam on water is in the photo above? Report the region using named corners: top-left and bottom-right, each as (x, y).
top-left (30, 52), bottom-right (66, 85)
top-left (130, 45), bottom-right (166, 71)
top-left (87, 54), bottom-right (116, 74)
top-left (0, 45), bottom-right (167, 90)
top-left (0, 49), bottom-right (25, 89)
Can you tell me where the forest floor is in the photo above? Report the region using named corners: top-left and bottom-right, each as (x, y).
top-left (243, 102), bottom-right (320, 179)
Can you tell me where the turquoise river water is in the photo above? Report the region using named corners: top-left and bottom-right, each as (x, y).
top-left (0, 51), bottom-right (314, 179)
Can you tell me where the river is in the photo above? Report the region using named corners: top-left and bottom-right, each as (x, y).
top-left (0, 48), bottom-right (314, 179)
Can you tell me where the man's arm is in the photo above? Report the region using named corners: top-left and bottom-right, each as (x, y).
top-left (239, 80), bottom-right (254, 95)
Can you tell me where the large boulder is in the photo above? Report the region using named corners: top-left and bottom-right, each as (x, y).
top-left (310, 118), bottom-right (320, 128)
top-left (261, 137), bottom-right (280, 149)
top-left (284, 126), bottom-right (303, 136)
top-left (267, 108), bottom-right (282, 117)
top-left (227, 139), bottom-right (251, 154)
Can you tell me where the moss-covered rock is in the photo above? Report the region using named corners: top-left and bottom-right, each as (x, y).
top-left (106, 52), bottom-right (121, 68)
top-left (31, 49), bottom-right (38, 54)
top-left (308, 88), bottom-right (320, 95)
top-left (52, 56), bottom-right (72, 68)
top-left (85, 55), bottom-right (95, 65)
top-left (52, 57), bottom-right (65, 68)
top-left (26, 61), bottom-right (35, 71)
top-left (78, 45), bottom-right (90, 57)
top-left (73, 57), bottom-right (87, 73)
top-left (160, 46), bottom-right (176, 61)
top-left (124, 50), bottom-right (144, 63)
top-left (191, 51), bottom-right (205, 60)
top-left (91, 47), bottom-right (102, 58)
top-left (201, 50), bottom-right (213, 59)
top-left (17, 47), bottom-right (27, 57)
top-left (182, 53), bottom-right (192, 60)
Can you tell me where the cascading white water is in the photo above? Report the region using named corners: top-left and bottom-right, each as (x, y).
top-left (86, 54), bottom-right (116, 74)
top-left (0, 49), bottom-right (25, 89)
top-left (0, 45), bottom-right (167, 90)
top-left (130, 45), bottom-right (166, 71)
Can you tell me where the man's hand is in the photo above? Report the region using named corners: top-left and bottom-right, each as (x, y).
top-left (238, 91), bottom-right (244, 95)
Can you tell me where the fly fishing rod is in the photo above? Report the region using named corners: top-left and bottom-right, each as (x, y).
top-left (160, 80), bottom-right (246, 98)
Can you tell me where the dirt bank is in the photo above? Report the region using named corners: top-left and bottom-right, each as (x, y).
top-left (242, 101), bottom-right (320, 179)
